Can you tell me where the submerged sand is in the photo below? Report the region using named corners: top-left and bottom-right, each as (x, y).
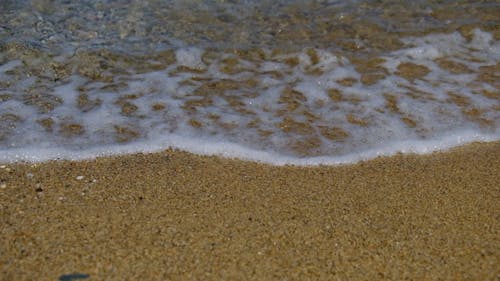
top-left (0, 142), bottom-right (499, 280)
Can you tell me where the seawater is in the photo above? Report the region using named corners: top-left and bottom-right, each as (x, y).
top-left (0, 0), bottom-right (499, 165)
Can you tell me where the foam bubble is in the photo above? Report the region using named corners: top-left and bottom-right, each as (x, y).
top-left (175, 47), bottom-right (205, 69)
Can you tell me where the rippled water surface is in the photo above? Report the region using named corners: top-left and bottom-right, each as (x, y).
top-left (0, 0), bottom-right (499, 164)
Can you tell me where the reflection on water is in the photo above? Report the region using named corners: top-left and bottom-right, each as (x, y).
top-left (1, 0), bottom-right (498, 53)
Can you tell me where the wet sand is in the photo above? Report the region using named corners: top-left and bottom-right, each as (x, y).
top-left (0, 142), bottom-right (499, 280)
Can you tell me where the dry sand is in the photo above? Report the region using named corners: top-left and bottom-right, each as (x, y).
top-left (0, 142), bottom-right (499, 280)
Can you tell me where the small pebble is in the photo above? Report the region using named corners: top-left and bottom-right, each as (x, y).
top-left (5, 168), bottom-right (11, 172)
top-left (76, 176), bottom-right (84, 180)
top-left (59, 273), bottom-right (90, 281)
top-left (0, 183), bottom-right (6, 189)
top-left (0, 165), bottom-right (6, 169)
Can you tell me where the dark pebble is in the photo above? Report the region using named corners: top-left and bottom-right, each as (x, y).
top-left (58, 273), bottom-right (90, 281)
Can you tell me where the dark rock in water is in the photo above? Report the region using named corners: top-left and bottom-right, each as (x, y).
top-left (58, 273), bottom-right (90, 281)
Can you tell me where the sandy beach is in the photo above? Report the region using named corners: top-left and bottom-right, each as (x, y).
top-left (0, 142), bottom-right (499, 280)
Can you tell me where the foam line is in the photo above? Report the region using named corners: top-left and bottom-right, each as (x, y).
top-left (1, 130), bottom-right (497, 166)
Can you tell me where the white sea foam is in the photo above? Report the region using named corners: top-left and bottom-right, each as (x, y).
top-left (175, 47), bottom-right (205, 69)
top-left (0, 130), bottom-right (496, 165)
top-left (0, 30), bottom-right (499, 165)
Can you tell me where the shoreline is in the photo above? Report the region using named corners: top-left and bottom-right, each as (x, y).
top-left (0, 133), bottom-right (498, 166)
top-left (1, 141), bottom-right (499, 280)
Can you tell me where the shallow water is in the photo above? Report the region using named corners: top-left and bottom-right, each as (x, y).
top-left (0, 0), bottom-right (499, 164)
